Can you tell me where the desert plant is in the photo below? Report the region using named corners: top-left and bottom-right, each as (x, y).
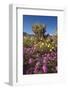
top-left (32, 24), bottom-right (46, 40)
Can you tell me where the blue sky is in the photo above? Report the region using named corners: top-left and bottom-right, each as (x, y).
top-left (23, 15), bottom-right (57, 35)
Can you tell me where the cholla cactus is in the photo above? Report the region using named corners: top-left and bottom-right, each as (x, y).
top-left (32, 24), bottom-right (46, 40)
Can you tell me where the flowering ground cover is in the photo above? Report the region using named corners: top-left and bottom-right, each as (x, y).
top-left (23, 23), bottom-right (57, 75)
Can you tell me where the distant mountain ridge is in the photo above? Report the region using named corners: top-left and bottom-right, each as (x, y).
top-left (23, 32), bottom-right (35, 37)
top-left (23, 32), bottom-right (56, 37)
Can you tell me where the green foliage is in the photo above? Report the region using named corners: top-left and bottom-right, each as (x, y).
top-left (23, 35), bottom-right (57, 53)
top-left (23, 36), bottom-right (33, 47)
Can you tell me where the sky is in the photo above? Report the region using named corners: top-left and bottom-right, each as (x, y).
top-left (23, 15), bottom-right (57, 35)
